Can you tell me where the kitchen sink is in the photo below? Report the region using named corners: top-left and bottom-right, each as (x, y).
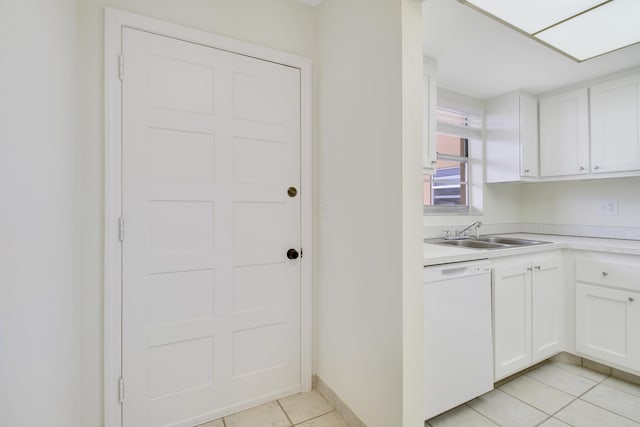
top-left (431, 236), bottom-right (552, 250)
top-left (436, 240), bottom-right (507, 249)
top-left (474, 236), bottom-right (552, 246)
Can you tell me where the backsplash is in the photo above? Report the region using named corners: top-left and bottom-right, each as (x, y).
top-left (424, 222), bottom-right (640, 241)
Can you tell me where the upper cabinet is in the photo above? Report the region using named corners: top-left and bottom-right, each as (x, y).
top-left (590, 73), bottom-right (640, 174)
top-left (423, 57), bottom-right (437, 173)
top-left (486, 91), bottom-right (538, 183)
top-left (539, 88), bottom-right (590, 177)
top-left (485, 70), bottom-right (640, 182)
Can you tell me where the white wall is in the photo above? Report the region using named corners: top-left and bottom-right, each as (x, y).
top-left (401, 1), bottom-right (427, 425)
top-left (521, 178), bottom-right (640, 228)
top-left (1, 1), bottom-right (317, 426)
top-left (424, 174), bottom-right (523, 229)
top-left (425, 174), bottom-right (640, 232)
top-left (0, 1), bottom-right (80, 426)
top-left (316, 1), bottom-right (424, 425)
top-left (1, 2), bottom-right (429, 425)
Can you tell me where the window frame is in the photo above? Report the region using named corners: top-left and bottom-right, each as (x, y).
top-left (425, 142), bottom-right (470, 210)
top-left (424, 107), bottom-right (482, 215)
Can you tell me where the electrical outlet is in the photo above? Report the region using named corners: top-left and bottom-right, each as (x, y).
top-left (599, 200), bottom-right (619, 216)
top-left (321, 203), bottom-right (330, 218)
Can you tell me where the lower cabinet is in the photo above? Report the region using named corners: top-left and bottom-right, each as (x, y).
top-left (493, 255), bottom-right (563, 380)
top-left (575, 257), bottom-right (640, 372)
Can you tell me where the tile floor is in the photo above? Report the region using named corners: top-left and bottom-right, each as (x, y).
top-left (197, 390), bottom-right (349, 427)
top-left (194, 359), bottom-right (640, 427)
top-left (426, 360), bottom-right (640, 427)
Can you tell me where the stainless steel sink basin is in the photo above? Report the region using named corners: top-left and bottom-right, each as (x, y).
top-left (435, 240), bottom-right (508, 249)
top-left (474, 236), bottom-right (551, 246)
top-left (431, 236), bottom-right (552, 250)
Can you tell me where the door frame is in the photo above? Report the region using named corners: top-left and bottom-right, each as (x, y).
top-left (104, 8), bottom-right (313, 427)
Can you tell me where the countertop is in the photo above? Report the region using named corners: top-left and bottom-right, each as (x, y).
top-left (423, 233), bottom-right (640, 266)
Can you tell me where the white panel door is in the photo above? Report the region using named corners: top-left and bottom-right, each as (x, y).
top-left (590, 73), bottom-right (640, 173)
top-left (121, 28), bottom-right (301, 427)
top-left (493, 263), bottom-right (532, 379)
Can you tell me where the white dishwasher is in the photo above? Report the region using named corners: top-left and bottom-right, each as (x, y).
top-left (424, 259), bottom-right (494, 420)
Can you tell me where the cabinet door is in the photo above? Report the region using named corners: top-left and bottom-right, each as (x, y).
top-left (423, 58), bottom-right (437, 172)
top-left (519, 94), bottom-right (539, 177)
top-left (590, 73), bottom-right (640, 173)
top-left (485, 92), bottom-right (538, 183)
top-left (539, 88), bottom-right (589, 177)
top-left (531, 259), bottom-right (563, 361)
top-left (493, 263), bottom-right (532, 379)
top-left (576, 283), bottom-right (640, 370)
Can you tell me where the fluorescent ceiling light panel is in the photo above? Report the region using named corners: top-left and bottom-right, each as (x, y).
top-left (296, 0), bottom-right (323, 6)
top-left (464, 0), bottom-right (607, 33)
top-left (462, 0), bottom-right (640, 61)
top-left (535, 0), bottom-right (640, 61)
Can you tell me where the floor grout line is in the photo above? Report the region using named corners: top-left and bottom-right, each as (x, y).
top-left (462, 401), bottom-right (502, 426)
top-left (577, 394), bottom-right (640, 425)
top-left (548, 360), bottom-right (611, 383)
top-left (498, 373), bottom-right (580, 417)
top-left (276, 398), bottom-right (296, 427)
top-left (292, 410), bottom-right (339, 426)
top-left (489, 363), bottom-right (621, 426)
top-left (528, 365), bottom-right (640, 426)
top-left (522, 369), bottom-right (598, 398)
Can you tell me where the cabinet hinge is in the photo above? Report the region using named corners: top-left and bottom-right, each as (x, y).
top-left (119, 377), bottom-right (125, 404)
top-left (119, 55), bottom-right (124, 81)
top-left (119, 217), bottom-right (125, 242)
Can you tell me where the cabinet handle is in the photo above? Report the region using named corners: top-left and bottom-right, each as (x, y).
top-left (524, 168), bottom-right (530, 173)
top-left (534, 265), bottom-right (541, 270)
top-left (579, 166), bottom-right (585, 171)
top-left (629, 297), bottom-right (635, 302)
top-left (527, 267), bottom-right (533, 272)
top-left (602, 271), bottom-right (608, 277)
top-left (594, 165), bottom-right (601, 170)
top-left (431, 160), bottom-right (437, 165)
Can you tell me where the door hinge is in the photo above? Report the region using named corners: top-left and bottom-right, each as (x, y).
top-left (119, 55), bottom-right (124, 81)
top-left (300, 248), bottom-right (303, 258)
top-left (119, 377), bottom-right (125, 404)
top-left (119, 217), bottom-right (125, 242)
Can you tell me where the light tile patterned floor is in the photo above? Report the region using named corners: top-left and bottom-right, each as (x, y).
top-left (198, 390), bottom-right (349, 427)
top-left (426, 360), bottom-right (640, 427)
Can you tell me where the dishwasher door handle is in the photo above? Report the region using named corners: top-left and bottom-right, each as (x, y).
top-left (440, 266), bottom-right (469, 276)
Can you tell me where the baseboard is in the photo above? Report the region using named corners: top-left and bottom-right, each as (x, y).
top-left (313, 375), bottom-right (367, 427)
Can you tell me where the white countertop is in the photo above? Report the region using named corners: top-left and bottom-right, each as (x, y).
top-left (423, 233), bottom-right (640, 266)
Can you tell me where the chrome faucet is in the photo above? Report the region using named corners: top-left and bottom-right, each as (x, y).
top-left (456, 221), bottom-right (482, 239)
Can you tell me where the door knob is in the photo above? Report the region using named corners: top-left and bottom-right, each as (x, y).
top-left (287, 187), bottom-right (298, 198)
top-left (287, 249), bottom-right (299, 260)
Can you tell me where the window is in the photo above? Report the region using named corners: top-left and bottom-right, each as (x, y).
top-left (424, 134), bottom-right (468, 207)
top-left (424, 108), bottom-right (481, 213)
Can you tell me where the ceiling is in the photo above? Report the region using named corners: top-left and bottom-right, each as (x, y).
top-left (423, 0), bottom-right (640, 100)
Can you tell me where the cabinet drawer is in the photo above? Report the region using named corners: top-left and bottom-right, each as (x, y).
top-left (576, 258), bottom-right (640, 291)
